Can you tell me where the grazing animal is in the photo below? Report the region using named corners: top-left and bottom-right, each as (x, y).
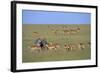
top-left (62, 27), bottom-right (80, 35)
top-left (64, 44), bottom-right (71, 51)
top-left (64, 43), bottom-right (76, 51)
top-left (77, 27), bottom-right (80, 32)
top-left (62, 26), bottom-right (67, 29)
top-left (54, 43), bottom-right (60, 49)
top-left (46, 43), bottom-right (60, 51)
top-left (86, 42), bottom-right (91, 48)
top-left (70, 27), bottom-right (80, 34)
top-left (30, 45), bottom-right (41, 52)
top-left (70, 29), bottom-right (77, 34)
top-left (63, 30), bottom-right (70, 34)
top-left (33, 32), bottom-right (38, 34)
top-left (32, 32), bottom-right (39, 37)
top-left (78, 43), bottom-right (85, 50)
top-left (52, 30), bottom-right (58, 35)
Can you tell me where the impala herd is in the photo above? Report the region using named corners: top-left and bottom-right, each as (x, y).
top-left (32, 25), bottom-right (81, 37)
top-left (30, 42), bottom-right (90, 53)
top-left (29, 25), bottom-right (90, 53)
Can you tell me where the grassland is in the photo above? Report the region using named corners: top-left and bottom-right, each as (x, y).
top-left (22, 24), bottom-right (91, 63)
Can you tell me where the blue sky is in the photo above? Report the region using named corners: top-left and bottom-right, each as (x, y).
top-left (22, 10), bottom-right (91, 24)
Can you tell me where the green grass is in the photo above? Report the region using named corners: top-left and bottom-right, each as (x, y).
top-left (22, 24), bottom-right (91, 63)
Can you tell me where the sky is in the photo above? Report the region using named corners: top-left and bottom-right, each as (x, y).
top-left (22, 10), bottom-right (91, 24)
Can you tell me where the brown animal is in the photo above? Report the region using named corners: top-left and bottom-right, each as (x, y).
top-left (32, 32), bottom-right (40, 37)
top-left (46, 42), bottom-right (60, 51)
top-left (33, 32), bottom-right (38, 34)
top-left (62, 26), bottom-right (67, 29)
top-left (52, 30), bottom-right (58, 35)
top-left (77, 43), bottom-right (85, 50)
top-left (64, 43), bottom-right (76, 51)
top-left (85, 42), bottom-right (91, 48)
top-left (30, 45), bottom-right (41, 52)
top-left (64, 27), bottom-right (80, 34)
top-left (77, 27), bottom-right (80, 32)
top-left (63, 30), bottom-right (70, 34)
top-left (64, 44), bottom-right (71, 51)
top-left (88, 42), bottom-right (91, 46)
top-left (70, 27), bottom-right (80, 34)
top-left (70, 29), bottom-right (77, 34)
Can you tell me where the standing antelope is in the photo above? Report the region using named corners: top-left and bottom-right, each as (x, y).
top-left (30, 45), bottom-right (41, 53)
top-left (77, 43), bottom-right (85, 50)
top-left (63, 30), bottom-right (70, 34)
top-left (32, 32), bottom-right (39, 37)
top-left (46, 42), bottom-right (60, 51)
top-left (64, 43), bottom-right (76, 51)
top-left (64, 44), bottom-right (71, 51)
top-left (52, 30), bottom-right (58, 35)
top-left (86, 42), bottom-right (91, 48)
top-left (70, 27), bottom-right (79, 34)
top-left (77, 27), bottom-right (80, 32)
